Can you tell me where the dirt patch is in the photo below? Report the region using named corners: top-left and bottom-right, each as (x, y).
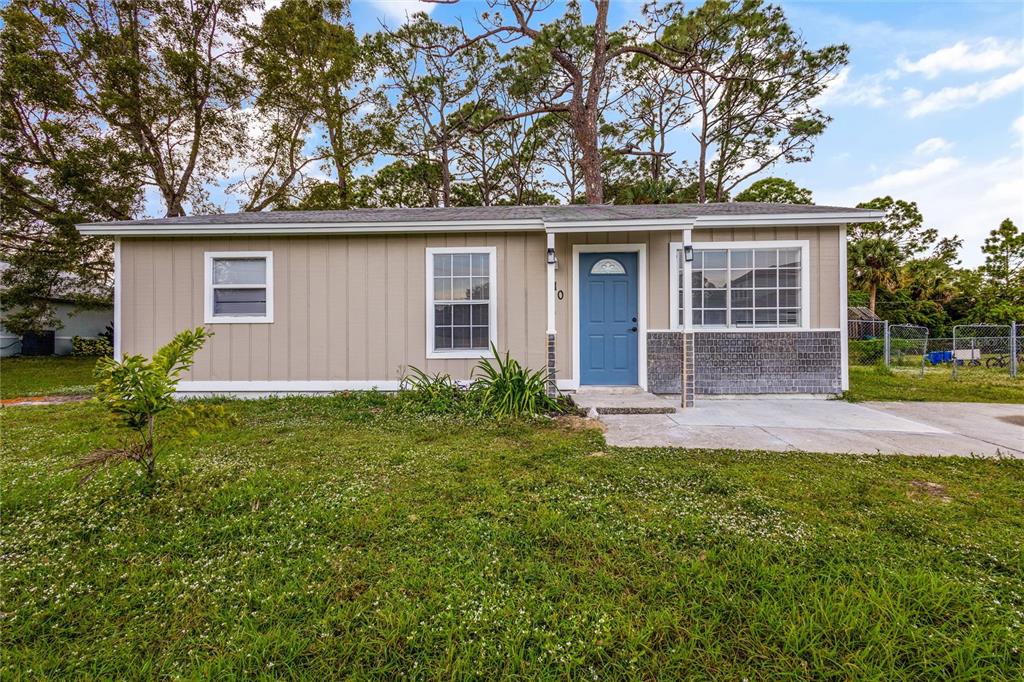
top-left (908, 480), bottom-right (952, 503)
top-left (1, 395), bottom-right (91, 407)
top-left (585, 450), bottom-right (610, 458)
top-left (996, 414), bottom-right (1024, 427)
top-left (556, 415), bottom-right (607, 433)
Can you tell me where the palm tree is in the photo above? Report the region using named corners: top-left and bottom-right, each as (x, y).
top-left (848, 238), bottom-right (902, 313)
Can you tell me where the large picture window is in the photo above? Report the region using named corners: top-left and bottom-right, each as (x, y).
top-left (426, 247), bottom-right (497, 357)
top-left (675, 244), bottom-right (806, 328)
top-left (204, 252), bottom-right (273, 323)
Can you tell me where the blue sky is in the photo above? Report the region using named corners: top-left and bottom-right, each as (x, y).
top-left (187, 0), bottom-right (1024, 267)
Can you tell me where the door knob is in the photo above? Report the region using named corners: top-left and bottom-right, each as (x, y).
top-left (629, 326), bottom-right (638, 332)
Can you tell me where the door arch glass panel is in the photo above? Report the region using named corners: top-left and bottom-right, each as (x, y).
top-left (590, 258), bottom-right (626, 275)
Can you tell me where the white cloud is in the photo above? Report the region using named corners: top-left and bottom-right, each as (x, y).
top-left (818, 126), bottom-right (1024, 267)
top-left (1014, 115), bottom-right (1024, 145)
top-left (368, 0), bottom-right (434, 24)
top-left (898, 38), bottom-right (1024, 79)
top-left (857, 157), bottom-right (961, 192)
top-left (913, 137), bottom-right (953, 156)
top-left (905, 66), bottom-right (1024, 117)
top-left (813, 67), bottom-right (891, 108)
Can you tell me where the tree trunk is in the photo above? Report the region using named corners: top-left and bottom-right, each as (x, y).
top-left (440, 146), bottom-right (452, 208)
top-left (572, 110), bottom-right (603, 204)
top-left (869, 283), bottom-right (878, 313)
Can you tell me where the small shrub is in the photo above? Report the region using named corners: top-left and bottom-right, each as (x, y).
top-left (71, 335), bottom-right (113, 357)
top-left (472, 343), bottom-right (560, 418)
top-left (80, 327), bottom-right (210, 482)
top-left (399, 367), bottom-right (469, 414)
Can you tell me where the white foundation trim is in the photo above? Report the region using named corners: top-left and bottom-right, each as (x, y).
top-left (839, 224), bottom-right (850, 391)
top-left (113, 238), bottom-right (122, 359)
top-left (176, 380), bottom-right (401, 394)
top-left (571, 243), bottom-right (648, 391)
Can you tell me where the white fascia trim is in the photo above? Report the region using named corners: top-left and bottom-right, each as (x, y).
top-left (113, 238), bottom-right (122, 359)
top-left (693, 211), bottom-right (885, 227)
top-left (204, 251), bottom-right (274, 324)
top-left (545, 218), bottom-right (696, 233)
top-left (177, 380), bottom-right (401, 394)
top-left (78, 219), bottom-right (543, 237)
top-left (571, 243), bottom-right (648, 391)
top-left (425, 246), bottom-right (498, 360)
top-left (670, 239), bottom-right (812, 331)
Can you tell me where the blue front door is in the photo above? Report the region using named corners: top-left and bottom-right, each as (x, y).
top-left (580, 252), bottom-right (639, 385)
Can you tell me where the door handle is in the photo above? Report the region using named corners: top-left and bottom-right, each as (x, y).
top-left (629, 326), bottom-right (638, 332)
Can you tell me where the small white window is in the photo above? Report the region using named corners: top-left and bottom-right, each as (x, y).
top-left (590, 258), bottom-right (626, 275)
top-left (426, 247), bottom-right (497, 358)
top-left (204, 252), bottom-right (273, 324)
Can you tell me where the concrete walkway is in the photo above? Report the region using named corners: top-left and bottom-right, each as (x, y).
top-left (584, 394), bottom-right (1024, 458)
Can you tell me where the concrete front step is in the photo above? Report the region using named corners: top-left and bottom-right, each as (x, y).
top-left (596, 405), bottom-right (677, 415)
top-left (573, 387), bottom-right (678, 416)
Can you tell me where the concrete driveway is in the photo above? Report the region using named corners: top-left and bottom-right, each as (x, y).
top-left (590, 396), bottom-right (1024, 457)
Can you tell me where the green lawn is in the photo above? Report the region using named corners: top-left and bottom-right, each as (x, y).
top-left (2, 396), bottom-right (1022, 679)
top-left (0, 356), bottom-right (99, 399)
top-left (848, 364), bottom-right (1024, 403)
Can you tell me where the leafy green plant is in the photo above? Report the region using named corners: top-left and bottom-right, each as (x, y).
top-left (79, 327), bottom-right (210, 482)
top-left (399, 366), bottom-right (468, 414)
top-left (471, 343), bottom-right (560, 418)
top-left (71, 335), bottom-right (113, 357)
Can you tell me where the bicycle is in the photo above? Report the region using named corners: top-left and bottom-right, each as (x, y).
top-left (985, 353), bottom-right (1024, 369)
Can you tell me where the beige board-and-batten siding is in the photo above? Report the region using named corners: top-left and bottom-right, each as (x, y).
top-left (551, 226), bottom-right (842, 382)
top-left (120, 233), bottom-right (548, 383)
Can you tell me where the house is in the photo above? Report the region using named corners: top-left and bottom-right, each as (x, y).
top-left (76, 203), bottom-right (884, 404)
top-left (0, 262), bottom-right (113, 357)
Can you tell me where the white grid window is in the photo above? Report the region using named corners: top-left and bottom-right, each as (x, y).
top-left (685, 247), bottom-right (802, 328)
top-left (204, 252), bottom-right (273, 324)
top-left (426, 247), bottom-right (497, 357)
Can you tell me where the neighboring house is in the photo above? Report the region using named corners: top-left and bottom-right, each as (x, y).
top-left (0, 262), bottom-right (113, 357)
top-left (77, 203), bottom-right (884, 403)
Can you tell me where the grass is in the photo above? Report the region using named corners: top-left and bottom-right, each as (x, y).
top-left (848, 364), bottom-right (1024, 403)
top-left (0, 356), bottom-right (99, 399)
top-left (2, 395), bottom-right (1022, 679)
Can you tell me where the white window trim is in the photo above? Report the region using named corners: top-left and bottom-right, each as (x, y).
top-left (670, 240), bottom-right (811, 331)
top-left (425, 246), bottom-right (498, 359)
top-left (204, 251), bottom-right (274, 324)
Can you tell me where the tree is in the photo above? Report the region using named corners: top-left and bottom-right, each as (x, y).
top-left (241, 0), bottom-right (390, 210)
top-left (82, 327), bottom-right (210, 482)
top-left (613, 55), bottom-right (693, 184)
top-left (6, 0), bottom-right (253, 218)
top-left (1, 0), bottom-right (143, 333)
top-left (852, 196), bottom-right (938, 259)
top-left (734, 177), bottom-right (812, 204)
top-left (380, 15), bottom-right (495, 207)
top-left (655, 0), bottom-right (847, 202)
top-left (975, 218), bottom-right (1024, 323)
top-left (848, 238), bottom-right (902, 314)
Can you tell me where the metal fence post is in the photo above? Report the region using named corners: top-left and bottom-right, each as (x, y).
top-left (1011, 321), bottom-right (1018, 379)
top-left (952, 325), bottom-right (958, 380)
top-left (883, 321), bottom-right (891, 367)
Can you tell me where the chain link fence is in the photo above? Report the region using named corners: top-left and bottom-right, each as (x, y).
top-left (952, 324), bottom-right (1018, 379)
top-left (848, 319), bottom-right (1019, 378)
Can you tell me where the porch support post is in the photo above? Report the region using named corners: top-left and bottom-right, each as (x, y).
top-left (545, 232), bottom-right (558, 396)
top-left (681, 228), bottom-right (695, 408)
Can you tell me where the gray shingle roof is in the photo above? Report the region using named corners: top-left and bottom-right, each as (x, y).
top-left (78, 202), bottom-right (878, 228)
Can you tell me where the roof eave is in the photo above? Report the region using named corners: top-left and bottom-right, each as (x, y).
top-left (76, 210), bottom-right (885, 236)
